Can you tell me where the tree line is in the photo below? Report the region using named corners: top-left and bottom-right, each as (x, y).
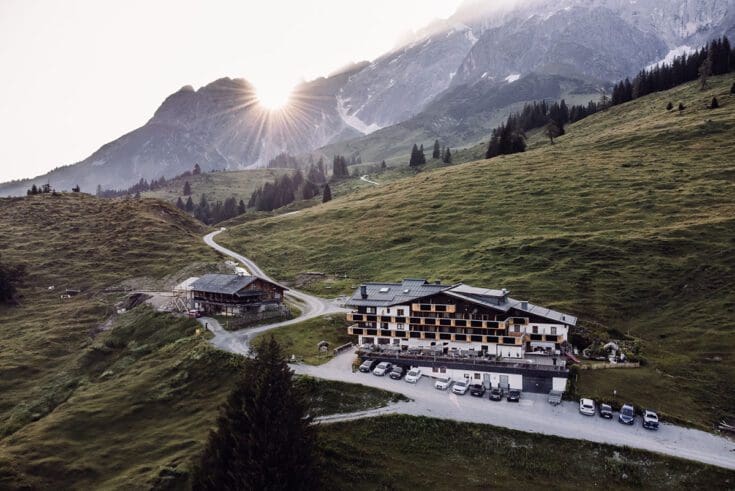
top-left (611, 36), bottom-right (733, 105)
top-left (96, 163), bottom-right (202, 198)
top-left (248, 161), bottom-right (329, 211)
top-left (409, 140), bottom-right (452, 167)
top-left (175, 194), bottom-right (246, 225)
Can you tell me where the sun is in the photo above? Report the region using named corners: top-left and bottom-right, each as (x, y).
top-left (255, 83), bottom-right (293, 110)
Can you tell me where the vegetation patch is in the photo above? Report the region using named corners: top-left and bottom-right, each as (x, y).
top-left (317, 415), bottom-right (735, 490)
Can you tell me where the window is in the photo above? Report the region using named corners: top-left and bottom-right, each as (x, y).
top-left (396, 323), bottom-right (405, 330)
top-left (366, 307), bottom-right (376, 314)
top-left (379, 287), bottom-right (390, 293)
top-left (432, 366), bottom-right (439, 373)
top-left (397, 308), bottom-right (404, 316)
top-left (386, 308), bottom-right (391, 314)
top-left (440, 367), bottom-right (447, 373)
top-left (474, 373), bottom-right (481, 379)
top-left (551, 326), bottom-right (557, 335)
top-left (532, 325), bottom-right (538, 334)
top-left (381, 322), bottom-right (388, 329)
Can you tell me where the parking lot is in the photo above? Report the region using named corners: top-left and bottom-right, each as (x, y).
top-left (295, 351), bottom-right (735, 471)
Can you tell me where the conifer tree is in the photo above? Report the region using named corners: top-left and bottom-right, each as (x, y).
top-left (711, 96), bottom-right (719, 109)
top-left (380, 160), bottom-right (387, 170)
top-left (322, 183), bottom-right (332, 203)
top-left (678, 102), bottom-right (686, 112)
top-left (193, 163), bottom-right (202, 175)
top-left (731, 82), bottom-right (735, 94)
top-left (409, 144), bottom-right (419, 166)
top-left (666, 101), bottom-right (673, 110)
top-left (176, 197), bottom-right (185, 210)
top-left (418, 144), bottom-right (426, 164)
top-left (698, 54), bottom-right (712, 90)
top-left (238, 200), bottom-right (246, 215)
top-left (192, 336), bottom-right (317, 490)
top-left (442, 147), bottom-right (452, 164)
top-left (72, 185), bottom-right (81, 193)
top-left (185, 196), bottom-right (194, 212)
top-left (432, 139), bottom-right (441, 159)
top-left (183, 181), bottom-right (192, 196)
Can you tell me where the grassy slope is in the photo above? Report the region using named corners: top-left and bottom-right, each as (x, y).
top-left (219, 76), bottom-right (735, 428)
top-left (319, 415), bottom-right (735, 490)
top-left (143, 168), bottom-right (291, 205)
top-left (254, 314), bottom-right (354, 365)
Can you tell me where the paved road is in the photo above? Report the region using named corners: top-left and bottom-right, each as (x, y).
top-left (201, 230), bottom-right (347, 354)
top-left (360, 174), bottom-right (379, 186)
top-left (297, 351), bottom-right (735, 471)
top-left (200, 230), bottom-right (735, 471)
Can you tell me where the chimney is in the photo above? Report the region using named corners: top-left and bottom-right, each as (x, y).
top-left (360, 285), bottom-right (368, 299)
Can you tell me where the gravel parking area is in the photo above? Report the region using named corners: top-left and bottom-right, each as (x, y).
top-left (296, 350), bottom-right (735, 471)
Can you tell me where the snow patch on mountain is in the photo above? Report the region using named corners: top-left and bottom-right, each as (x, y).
top-left (336, 96), bottom-right (382, 135)
top-left (646, 45), bottom-right (696, 70)
top-left (505, 73), bottom-right (521, 83)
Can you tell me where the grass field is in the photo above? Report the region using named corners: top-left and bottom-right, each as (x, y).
top-left (253, 314), bottom-right (354, 364)
top-left (219, 76), bottom-right (735, 428)
top-left (317, 415), bottom-right (735, 490)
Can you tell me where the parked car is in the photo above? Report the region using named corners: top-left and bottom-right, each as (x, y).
top-left (489, 387), bottom-right (503, 401)
top-left (642, 409), bottom-right (660, 430)
top-left (405, 368), bottom-right (422, 383)
top-left (388, 366), bottom-right (405, 380)
top-left (372, 361), bottom-right (393, 376)
top-left (579, 398), bottom-right (596, 416)
top-left (506, 389), bottom-right (521, 402)
top-left (434, 376), bottom-right (453, 390)
top-left (598, 403), bottom-right (613, 419)
top-left (452, 379), bottom-right (470, 395)
top-left (618, 403), bottom-right (636, 425)
top-left (187, 309), bottom-right (201, 318)
top-left (358, 359), bottom-right (378, 373)
top-left (469, 384), bottom-right (486, 397)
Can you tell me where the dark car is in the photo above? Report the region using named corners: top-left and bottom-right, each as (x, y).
top-left (507, 389), bottom-right (521, 402)
top-left (598, 403), bottom-right (613, 419)
top-left (388, 366), bottom-right (405, 380)
top-left (618, 403), bottom-right (636, 425)
top-left (489, 387), bottom-right (503, 401)
top-left (358, 359), bottom-right (378, 373)
top-left (469, 384), bottom-right (486, 397)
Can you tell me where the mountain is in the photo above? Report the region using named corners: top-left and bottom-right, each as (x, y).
top-left (0, 69), bottom-right (364, 196)
top-left (3, 0), bottom-right (734, 196)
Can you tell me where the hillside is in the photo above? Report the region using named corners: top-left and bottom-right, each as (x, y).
top-left (142, 168), bottom-right (292, 206)
top-left (219, 76), bottom-right (735, 427)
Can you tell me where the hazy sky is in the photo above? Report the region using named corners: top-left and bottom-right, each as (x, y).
top-left (0, 0), bottom-right (463, 182)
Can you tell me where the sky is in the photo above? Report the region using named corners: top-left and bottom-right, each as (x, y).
top-left (0, 0), bottom-right (463, 182)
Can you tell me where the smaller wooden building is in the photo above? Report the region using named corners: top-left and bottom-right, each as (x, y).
top-left (190, 274), bottom-right (286, 316)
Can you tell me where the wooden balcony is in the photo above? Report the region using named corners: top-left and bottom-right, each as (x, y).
top-left (411, 303), bottom-right (457, 313)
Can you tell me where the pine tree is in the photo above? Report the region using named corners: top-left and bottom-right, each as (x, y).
top-left (711, 96), bottom-right (719, 109)
top-left (193, 163), bottom-right (202, 175)
top-left (322, 183), bottom-right (332, 203)
top-left (192, 336), bottom-right (317, 490)
top-left (185, 196), bottom-right (194, 212)
top-left (176, 197), bottom-right (185, 210)
top-left (678, 102), bottom-right (686, 112)
top-left (183, 181), bottom-right (192, 196)
top-left (409, 144), bottom-right (419, 167)
top-left (432, 139), bottom-right (441, 159)
top-left (442, 147), bottom-right (452, 164)
top-left (418, 144), bottom-right (426, 164)
top-left (380, 160), bottom-right (387, 170)
top-left (72, 185), bottom-right (81, 193)
top-left (238, 200), bottom-right (246, 215)
top-left (731, 82), bottom-right (735, 94)
top-left (666, 101), bottom-right (673, 111)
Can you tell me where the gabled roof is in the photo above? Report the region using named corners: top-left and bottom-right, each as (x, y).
top-left (346, 279), bottom-right (451, 307)
top-left (190, 274), bottom-right (260, 295)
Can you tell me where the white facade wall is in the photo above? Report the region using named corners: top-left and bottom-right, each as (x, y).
top-left (552, 377), bottom-right (568, 392)
top-left (415, 366), bottom-right (524, 390)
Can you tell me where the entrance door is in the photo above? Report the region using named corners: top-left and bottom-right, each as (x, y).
top-left (483, 373), bottom-right (491, 388)
top-left (499, 375), bottom-right (509, 391)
